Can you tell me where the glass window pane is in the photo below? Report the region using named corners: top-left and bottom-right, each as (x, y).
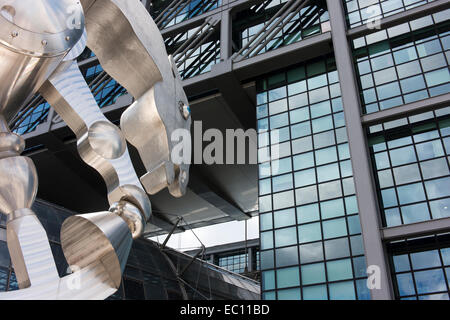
top-left (420, 158), bottom-right (449, 180)
top-left (393, 254), bottom-right (410, 272)
top-left (425, 177), bottom-right (450, 200)
top-left (329, 281), bottom-right (356, 300)
top-left (429, 198), bottom-right (450, 219)
top-left (260, 212), bottom-right (273, 231)
top-left (396, 273), bottom-right (416, 296)
top-left (297, 203), bottom-right (320, 224)
top-left (293, 152), bottom-right (314, 170)
top-left (298, 222), bottom-right (322, 243)
top-left (393, 164), bottom-right (421, 185)
top-left (295, 169), bottom-right (316, 188)
top-left (275, 227), bottom-right (297, 247)
top-left (401, 203), bottom-right (430, 224)
top-left (301, 262), bottom-right (326, 285)
top-left (302, 284), bottom-right (328, 300)
top-left (316, 146), bottom-right (338, 165)
top-left (276, 246), bottom-right (299, 268)
top-left (274, 208), bottom-right (296, 228)
top-left (262, 270), bottom-right (276, 290)
top-left (317, 163), bottom-right (340, 183)
top-left (324, 238), bottom-right (350, 260)
top-left (312, 116), bottom-right (333, 133)
top-left (261, 231), bottom-right (274, 250)
top-left (277, 267), bottom-right (300, 289)
top-left (410, 250), bottom-right (442, 270)
top-left (273, 174), bottom-right (293, 192)
top-left (320, 199), bottom-right (345, 219)
top-left (271, 157), bottom-right (292, 176)
top-left (389, 146), bottom-right (416, 166)
top-left (273, 190), bottom-right (295, 210)
top-left (277, 288), bottom-right (301, 300)
top-left (318, 180), bottom-right (342, 200)
top-left (260, 250), bottom-right (274, 270)
top-left (416, 140), bottom-right (444, 161)
top-left (414, 269), bottom-right (447, 295)
top-left (295, 185), bottom-right (318, 205)
top-left (397, 183), bottom-right (426, 205)
top-left (299, 242), bottom-right (323, 264)
top-left (323, 218), bottom-right (348, 239)
top-left (327, 259), bottom-right (353, 281)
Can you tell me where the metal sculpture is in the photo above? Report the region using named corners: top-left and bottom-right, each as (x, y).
top-left (0, 0), bottom-right (191, 299)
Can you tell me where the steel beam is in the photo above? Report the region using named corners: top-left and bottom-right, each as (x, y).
top-left (326, 0), bottom-right (393, 300)
top-left (382, 217), bottom-right (450, 241)
top-left (362, 93), bottom-right (450, 126)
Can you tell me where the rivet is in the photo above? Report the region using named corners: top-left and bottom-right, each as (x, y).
top-left (10, 31), bottom-right (18, 37)
top-left (41, 40), bottom-right (48, 46)
top-left (65, 36), bottom-right (70, 41)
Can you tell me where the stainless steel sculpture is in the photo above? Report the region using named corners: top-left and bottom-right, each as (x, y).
top-left (0, 0), bottom-right (191, 300)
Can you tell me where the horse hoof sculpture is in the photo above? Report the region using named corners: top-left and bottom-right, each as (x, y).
top-left (0, 0), bottom-right (191, 300)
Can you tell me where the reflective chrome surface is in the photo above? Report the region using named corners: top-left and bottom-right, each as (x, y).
top-left (0, 0), bottom-right (84, 122)
top-left (80, 0), bottom-right (191, 198)
top-left (0, 0), bottom-right (191, 300)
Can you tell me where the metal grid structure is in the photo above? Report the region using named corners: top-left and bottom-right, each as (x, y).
top-left (10, 0), bottom-right (450, 300)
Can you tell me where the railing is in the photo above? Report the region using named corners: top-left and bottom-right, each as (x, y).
top-left (233, 0), bottom-right (329, 61)
top-left (154, 0), bottom-right (222, 29)
top-left (167, 17), bottom-right (221, 79)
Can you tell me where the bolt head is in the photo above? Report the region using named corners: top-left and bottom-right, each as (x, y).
top-left (179, 102), bottom-right (191, 120)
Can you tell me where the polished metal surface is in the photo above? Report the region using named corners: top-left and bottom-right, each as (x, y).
top-left (0, 0), bottom-right (191, 300)
top-left (80, 0), bottom-right (192, 198)
top-left (0, 0), bottom-right (84, 122)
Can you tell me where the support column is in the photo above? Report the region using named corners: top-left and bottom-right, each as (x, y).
top-left (220, 1), bottom-right (232, 61)
top-left (326, 0), bottom-right (393, 300)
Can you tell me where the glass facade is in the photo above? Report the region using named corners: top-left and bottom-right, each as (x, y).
top-left (388, 233), bottom-right (450, 300)
top-left (353, 12), bottom-right (449, 114)
top-left (344, 0), bottom-right (436, 29)
top-left (257, 56), bottom-right (370, 300)
top-left (369, 107), bottom-right (450, 227)
top-left (219, 252), bottom-right (250, 274)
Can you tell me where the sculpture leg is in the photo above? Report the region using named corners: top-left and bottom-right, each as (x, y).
top-left (80, 0), bottom-right (192, 198)
top-left (0, 115), bottom-right (60, 291)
